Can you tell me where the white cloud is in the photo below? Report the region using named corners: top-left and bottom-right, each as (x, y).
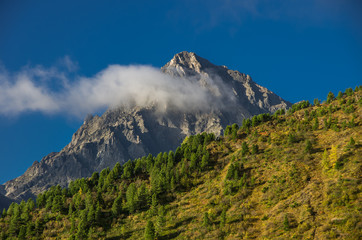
top-left (0, 61), bottom-right (231, 118)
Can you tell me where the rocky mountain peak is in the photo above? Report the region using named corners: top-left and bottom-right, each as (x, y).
top-left (162, 51), bottom-right (217, 75)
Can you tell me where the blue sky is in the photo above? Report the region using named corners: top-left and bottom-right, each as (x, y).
top-left (0, 0), bottom-right (361, 184)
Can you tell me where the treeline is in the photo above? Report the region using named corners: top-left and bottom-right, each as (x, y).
top-left (223, 85), bottom-right (361, 138)
top-left (0, 132), bottom-right (215, 239)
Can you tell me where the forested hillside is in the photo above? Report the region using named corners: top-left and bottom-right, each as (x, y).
top-left (0, 86), bottom-right (361, 240)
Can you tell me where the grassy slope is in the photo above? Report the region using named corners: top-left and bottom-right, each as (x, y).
top-left (0, 88), bottom-right (361, 240)
top-left (144, 94), bottom-right (361, 240)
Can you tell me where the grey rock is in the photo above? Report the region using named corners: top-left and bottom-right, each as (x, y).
top-left (0, 186), bottom-right (12, 211)
top-left (2, 51), bottom-right (291, 202)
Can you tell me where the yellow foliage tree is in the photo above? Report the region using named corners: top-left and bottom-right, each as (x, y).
top-left (329, 145), bottom-right (338, 168)
top-left (321, 148), bottom-right (330, 170)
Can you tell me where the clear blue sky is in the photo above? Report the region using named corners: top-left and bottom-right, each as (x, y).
top-left (0, 0), bottom-right (361, 184)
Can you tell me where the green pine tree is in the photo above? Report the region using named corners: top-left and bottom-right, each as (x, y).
top-left (327, 91), bottom-right (335, 103)
top-left (220, 209), bottom-right (226, 227)
top-left (241, 142), bottom-right (249, 155)
top-left (112, 195), bottom-right (122, 217)
top-left (95, 203), bottom-right (101, 225)
top-left (283, 214), bottom-right (290, 231)
top-left (251, 144), bottom-right (259, 154)
top-left (170, 176), bottom-right (176, 192)
top-left (25, 223), bottom-right (34, 238)
top-left (239, 172), bottom-right (247, 189)
top-left (226, 163), bottom-right (235, 180)
top-left (313, 98), bottom-right (320, 106)
top-left (18, 226), bottom-right (26, 240)
top-left (305, 140), bottom-right (312, 154)
top-left (337, 91), bottom-right (343, 99)
top-left (70, 217), bottom-right (76, 233)
top-left (312, 118), bottom-right (319, 130)
top-left (26, 198), bottom-right (35, 211)
top-left (190, 153), bottom-right (198, 170)
top-left (151, 193), bottom-right (158, 215)
top-left (156, 205), bottom-right (166, 234)
top-left (203, 212), bottom-right (211, 227)
top-left (126, 183), bottom-right (137, 213)
top-left (87, 205), bottom-right (95, 225)
top-left (144, 220), bottom-right (155, 240)
top-left (76, 211), bottom-right (88, 240)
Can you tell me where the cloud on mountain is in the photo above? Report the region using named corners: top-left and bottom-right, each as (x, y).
top-left (0, 60), bottom-right (229, 118)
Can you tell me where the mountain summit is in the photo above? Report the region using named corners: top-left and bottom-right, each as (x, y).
top-left (162, 51), bottom-right (216, 74)
top-left (162, 51), bottom-right (289, 114)
top-left (1, 52), bottom-right (291, 205)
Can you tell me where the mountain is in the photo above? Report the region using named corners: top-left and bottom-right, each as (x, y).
top-left (0, 187), bottom-right (12, 211)
top-left (1, 52), bottom-right (291, 205)
top-left (0, 86), bottom-right (360, 239)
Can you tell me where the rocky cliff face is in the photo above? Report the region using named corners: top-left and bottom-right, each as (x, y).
top-left (2, 51), bottom-right (291, 203)
top-left (162, 52), bottom-right (289, 114)
top-left (0, 186), bottom-right (12, 210)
